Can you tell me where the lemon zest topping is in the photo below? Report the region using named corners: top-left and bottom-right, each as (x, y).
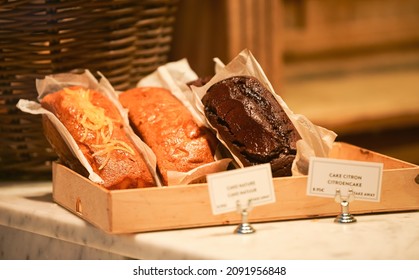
top-left (63, 87), bottom-right (135, 170)
top-left (92, 140), bottom-right (135, 170)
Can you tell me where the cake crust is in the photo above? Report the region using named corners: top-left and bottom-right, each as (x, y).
top-left (41, 86), bottom-right (156, 189)
top-left (119, 87), bottom-right (216, 185)
top-left (202, 76), bottom-right (300, 177)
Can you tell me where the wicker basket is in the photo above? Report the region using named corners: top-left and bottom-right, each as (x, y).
top-left (0, 0), bottom-right (178, 179)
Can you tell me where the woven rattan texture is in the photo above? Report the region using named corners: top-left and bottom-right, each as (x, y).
top-left (0, 0), bottom-right (178, 178)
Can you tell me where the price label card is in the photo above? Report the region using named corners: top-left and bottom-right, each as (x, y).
top-left (207, 164), bottom-right (276, 215)
top-left (307, 157), bottom-right (383, 202)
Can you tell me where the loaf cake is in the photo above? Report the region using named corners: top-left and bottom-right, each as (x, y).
top-left (201, 75), bottom-right (301, 177)
top-left (119, 87), bottom-right (217, 185)
top-left (41, 86), bottom-right (156, 189)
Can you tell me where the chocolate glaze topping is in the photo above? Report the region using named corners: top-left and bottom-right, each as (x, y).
top-left (202, 76), bottom-right (301, 177)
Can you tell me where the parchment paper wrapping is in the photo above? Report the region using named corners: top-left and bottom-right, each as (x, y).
top-left (17, 70), bottom-right (160, 186)
top-left (137, 58), bottom-right (207, 126)
top-left (134, 59), bottom-right (231, 185)
top-left (191, 49), bottom-right (338, 176)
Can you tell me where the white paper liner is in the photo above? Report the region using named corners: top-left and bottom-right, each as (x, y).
top-left (134, 59), bottom-right (232, 185)
top-left (16, 99), bottom-right (105, 184)
top-left (17, 70), bottom-right (160, 186)
top-left (167, 158), bottom-right (232, 186)
top-left (191, 49), bottom-right (337, 176)
top-left (137, 58), bottom-right (207, 127)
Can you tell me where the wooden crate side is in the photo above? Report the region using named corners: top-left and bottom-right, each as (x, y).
top-left (52, 162), bottom-right (112, 231)
top-left (107, 175), bottom-right (332, 233)
top-left (329, 142), bottom-right (417, 169)
top-left (254, 175), bottom-right (339, 221)
top-left (354, 167), bottom-right (419, 212)
top-left (253, 166), bottom-right (419, 222)
top-left (52, 142), bottom-right (419, 233)
top-left (107, 177), bottom-right (312, 233)
top-left (107, 165), bottom-right (419, 233)
top-left (107, 170), bottom-right (335, 233)
top-left (108, 183), bottom-right (240, 233)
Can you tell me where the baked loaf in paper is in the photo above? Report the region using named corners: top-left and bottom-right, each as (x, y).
top-left (119, 87), bottom-right (216, 185)
top-left (201, 75), bottom-right (301, 177)
top-left (41, 86), bottom-right (156, 189)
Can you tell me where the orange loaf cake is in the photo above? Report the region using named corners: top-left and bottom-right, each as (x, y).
top-left (41, 86), bottom-right (156, 189)
top-left (119, 87), bottom-right (216, 185)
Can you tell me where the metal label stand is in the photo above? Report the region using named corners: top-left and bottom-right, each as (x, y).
top-left (234, 200), bottom-right (256, 234)
top-left (334, 189), bottom-right (357, 223)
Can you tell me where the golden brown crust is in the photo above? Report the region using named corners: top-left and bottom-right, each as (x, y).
top-left (41, 86), bottom-right (156, 189)
top-left (119, 87), bottom-right (216, 185)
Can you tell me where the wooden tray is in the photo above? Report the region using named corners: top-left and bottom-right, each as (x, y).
top-left (52, 142), bottom-right (419, 234)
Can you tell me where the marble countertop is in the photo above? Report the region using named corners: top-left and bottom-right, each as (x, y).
top-left (1, 181), bottom-right (419, 260)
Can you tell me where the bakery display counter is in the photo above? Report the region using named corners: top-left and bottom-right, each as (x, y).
top-left (1, 180), bottom-right (419, 260)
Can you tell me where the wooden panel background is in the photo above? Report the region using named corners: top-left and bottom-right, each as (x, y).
top-left (168, 0), bottom-right (419, 165)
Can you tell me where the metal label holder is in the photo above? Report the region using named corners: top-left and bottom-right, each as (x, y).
top-left (234, 199), bottom-right (256, 234)
top-left (334, 188), bottom-right (357, 223)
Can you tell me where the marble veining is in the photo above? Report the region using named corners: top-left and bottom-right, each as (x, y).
top-left (0, 225), bottom-right (129, 260)
top-left (1, 181), bottom-right (419, 260)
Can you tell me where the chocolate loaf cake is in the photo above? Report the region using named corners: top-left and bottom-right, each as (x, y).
top-left (187, 76), bottom-right (212, 88)
top-left (201, 76), bottom-right (301, 177)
